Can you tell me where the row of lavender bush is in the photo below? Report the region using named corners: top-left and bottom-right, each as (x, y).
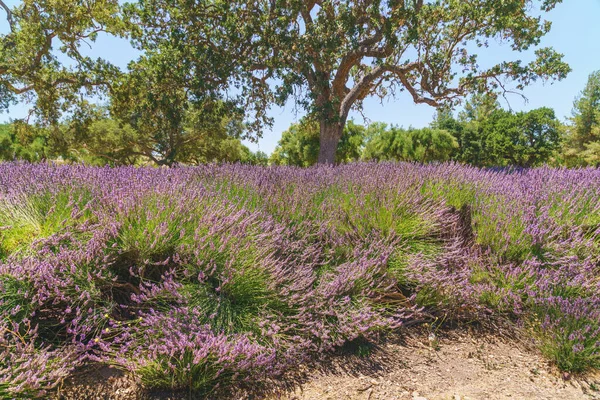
top-left (0, 162), bottom-right (598, 397)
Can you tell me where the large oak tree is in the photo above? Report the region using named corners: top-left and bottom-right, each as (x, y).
top-left (129, 0), bottom-right (570, 163)
top-left (108, 51), bottom-right (247, 166)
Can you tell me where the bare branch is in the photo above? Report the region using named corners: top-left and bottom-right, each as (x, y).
top-left (384, 63), bottom-right (440, 107)
top-left (492, 76), bottom-right (528, 108)
top-left (0, 0), bottom-right (14, 32)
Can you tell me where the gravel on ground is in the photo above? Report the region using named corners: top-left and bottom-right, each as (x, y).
top-left (53, 329), bottom-right (600, 400)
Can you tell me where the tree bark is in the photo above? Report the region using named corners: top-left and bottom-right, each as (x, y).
top-left (317, 121), bottom-right (343, 164)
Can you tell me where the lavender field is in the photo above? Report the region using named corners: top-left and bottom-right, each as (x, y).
top-left (1, 162), bottom-right (599, 398)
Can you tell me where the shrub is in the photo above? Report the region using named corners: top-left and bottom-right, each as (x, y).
top-left (0, 162), bottom-right (599, 397)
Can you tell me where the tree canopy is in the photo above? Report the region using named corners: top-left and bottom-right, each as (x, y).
top-left (0, 0), bottom-right (265, 166)
top-left (0, 1), bottom-right (582, 168)
top-left (0, 0), bottom-right (127, 122)
top-left (127, 0), bottom-right (570, 163)
top-left (0, 121), bottom-right (55, 162)
top-left (0, 113), bottom-right (260, 166)
top-left (435, 96), bottom-right (562, 167)
top-left (108, 56), bottom-right (247, 166)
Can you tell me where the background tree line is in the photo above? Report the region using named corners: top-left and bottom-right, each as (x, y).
top-left (1, 0), bottom-right (573, 166)
top-left (0, 106), bottom-right (269, 166)
top-left (3, 69), bottom-right (600, 168)
top-left (270, 71), bottom-right (600, 168)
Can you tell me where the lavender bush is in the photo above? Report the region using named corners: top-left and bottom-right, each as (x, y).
top-left (0, 162), bottom-right (598, 397)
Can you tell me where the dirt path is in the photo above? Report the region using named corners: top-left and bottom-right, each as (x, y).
top-left (279, 332), bottom-right (600, 400)
top-left (55, 330), bottom-right (600, 400)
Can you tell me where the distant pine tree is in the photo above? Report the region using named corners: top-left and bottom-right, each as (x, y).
top-left (564, 71), bottom-right (600, 166)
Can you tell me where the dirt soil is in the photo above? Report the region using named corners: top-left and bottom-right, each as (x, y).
top-left (279, 330), bottom-right (600, 400)
top-left (53, 330), bottom-right (600, 400)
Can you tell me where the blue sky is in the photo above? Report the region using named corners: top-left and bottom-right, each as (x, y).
top-left (2, 0), bottom-right (600, 154)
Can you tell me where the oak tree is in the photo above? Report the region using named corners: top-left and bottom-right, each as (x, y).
top-left (480, 107), bottom-right (561, 167)
top-left (108, 52), bottom-right (248, 166)
top-left (129, 0), bottom-right (570, 163)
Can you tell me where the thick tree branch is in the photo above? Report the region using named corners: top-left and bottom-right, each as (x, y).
top-left (339, 62), bottom-right (424, 119)
top-left (332, 31), bottom-right (392, 98)
top-left (304, 0), bottom-right (319, 13)
top-left (414, 0), bottom-right (424, 13)
top-left (385, 64), bottom-right (439, 107)
top-left (4, 76), bottom-right (112, 96)
top-left (300, 7), bottom-right (313, 28)
top-left (340, 65), bottom-right (386, 119)
top-left (2, 81), bottom-right (34, 95)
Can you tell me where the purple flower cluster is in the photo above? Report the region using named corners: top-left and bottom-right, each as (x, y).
top-left (0, 162), bottom-right (598, 396)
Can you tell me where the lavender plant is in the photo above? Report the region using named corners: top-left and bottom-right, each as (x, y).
top-left (0, 162), bottom-right (598, 397)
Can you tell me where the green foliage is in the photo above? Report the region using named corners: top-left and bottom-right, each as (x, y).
top-left (242, 150), bottom-right (269, 166)
top-left (270, 119), bottom-right (365, 166)
top-left (535, 307), bottom-right (600, 373)
top-left (271, 103), bottom-right (564, 167)
top-left (335, 191), bottom-right (436, 240)
top-left (0, 0), bottom-right (128, 123)
top-left (0, 122), bottom-right (50, 162)
top-left (433, 108), bottom-right (486, 165)
top-left (363, 125), bottom-right (458, 163)
top-left (0, 123), bottom-right (12, 160)
top-left (112, 196), bottom-right (198, 266)
top-left (270, 120), bottom-right (320, 167)
top-left (0, 113), bottom-right (254, 166)
top-left (578, 140), bottom-right (600, 166)
top-left (437, 96), bottom-right (563, 167)
top-left (136, 349), bottom-right (222, 393)
top-left (71, 118), bottom-right (144, 166)
top-left (127, 0), bottom-right (570, 163)
top-left (420, 179), bottom-right (477, 210)
top-left (563, 71), bottom-right (600, 166)
top-left (0, 189), bottom-right (94, 259)
top-left (0, 275), bottom-right (34, 323)
top-left (0, 1), bottom-right (581, 166)
top-left (1, 1), bottom-right (253, 165)
top-left (108, 51), bottom-right (249, 166)
top-left (181, 242), bottom-right (279, 335)
top-left (480, 107), bottom-right (562, 167)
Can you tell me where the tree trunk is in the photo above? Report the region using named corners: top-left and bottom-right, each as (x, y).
top-left (318, 121), bottom-right (343, 165)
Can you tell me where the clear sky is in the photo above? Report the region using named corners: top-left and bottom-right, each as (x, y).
top-left (2, 0), bottom-right (600, 155)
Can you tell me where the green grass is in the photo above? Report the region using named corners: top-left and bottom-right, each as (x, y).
top-left (0, 189), bottom-right (94, 259)
top-left (109, 194), bottom-right (203, 279)
top-left (181, 259), bottom-right (279, 335)
top-left (420, 179), bottom-right (478, 210)
top-left (136, 344), bottom-right (258, 395)
top-left (0, 275), bottom-right (33, 324)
